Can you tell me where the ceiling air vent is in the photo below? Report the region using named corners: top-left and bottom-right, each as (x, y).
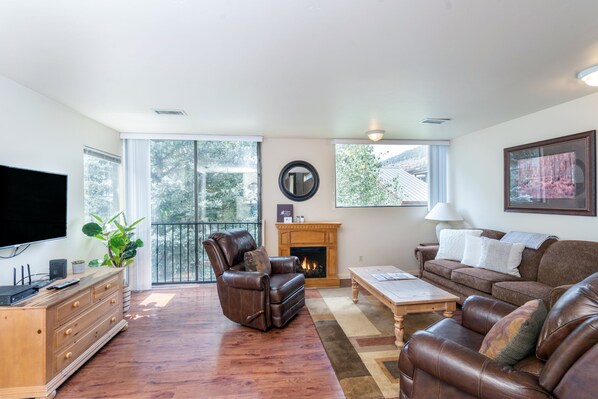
top-left (420, 118), bottom-right (451, 124)
top-left (153, 109), bottom-right (187, 116)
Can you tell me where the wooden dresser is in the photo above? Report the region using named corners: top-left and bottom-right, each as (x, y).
top-left (0, 268), bottom-right (128, 399)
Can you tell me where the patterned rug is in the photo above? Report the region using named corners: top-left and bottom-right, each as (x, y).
top-left (305, 287), bottom-right (461, 399)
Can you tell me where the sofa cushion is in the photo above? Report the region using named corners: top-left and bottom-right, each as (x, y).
top-left (424, 259), bottom-right (469, 279)
top-left (536, 273), bottom-right (598, 361)
top-left (452, 268), bottom-right (520, 294)
top-left (436, 229), bottom-right (483, 261)
top-left (479, 299), bottom-right (547, 365)
top-left (425, 317), bottom-right (485, 351)
top-left (478, 238), bottom-right (525, 277)
top-left (536, 241), bottom-right (598, 287)
top-left (462, 236), bottom-right (483, 267)
top-left (269, 273), bottom-right (304, 304)
top-left (492, 281), bottom-right (553, 307)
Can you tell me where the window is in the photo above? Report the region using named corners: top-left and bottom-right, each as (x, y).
top-left (335, 143), bottom-right (429, 207)
top-left (83, 147), bottom-right (121, 220)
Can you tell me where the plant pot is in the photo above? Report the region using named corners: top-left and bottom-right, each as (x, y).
top-left (123, 284), bottom-right (131, 313)
top-left (72, 261), bottom-right (86, 274)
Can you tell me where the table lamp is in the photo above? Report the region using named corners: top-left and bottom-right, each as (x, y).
top-left (425, 202), bottom-right (463, 241)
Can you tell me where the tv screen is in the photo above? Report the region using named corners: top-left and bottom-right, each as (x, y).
top-left (0, 165), bottom-right (67, 249)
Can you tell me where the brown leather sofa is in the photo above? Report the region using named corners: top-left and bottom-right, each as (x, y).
top-left (415, 229), bottom-right (598, 307)
top-left (399, 272), bottom-right (598, 399)
top-left (203, 229), bottom-right (305, 331)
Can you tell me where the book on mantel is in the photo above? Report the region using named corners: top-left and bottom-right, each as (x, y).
top-left (371, 272), bottom-right (416, 282)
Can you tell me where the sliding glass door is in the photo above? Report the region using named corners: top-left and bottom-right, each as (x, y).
top-left (150, 140), bottom-right (261, 284)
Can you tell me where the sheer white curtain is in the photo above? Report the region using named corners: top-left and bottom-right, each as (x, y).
top-left (123, 139), bottom-right (152, 291)
top-left (428, 145), bottom-right (448, 210)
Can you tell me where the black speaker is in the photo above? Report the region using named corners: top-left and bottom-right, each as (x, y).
top-left (49, 259), bottom-right (68, 280)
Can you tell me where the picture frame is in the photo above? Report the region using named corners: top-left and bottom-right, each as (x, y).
top-left (504, 130), bottom-right (596, 216)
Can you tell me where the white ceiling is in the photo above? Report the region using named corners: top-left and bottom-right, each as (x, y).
top-left (1, 0), bottom-right (598, 140)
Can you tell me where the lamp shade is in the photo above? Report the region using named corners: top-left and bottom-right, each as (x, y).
top-left (425, 202), bottom-right (463, 222)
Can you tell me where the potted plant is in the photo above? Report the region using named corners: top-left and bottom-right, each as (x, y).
top-left (82, 212), bottom-right (144, 312)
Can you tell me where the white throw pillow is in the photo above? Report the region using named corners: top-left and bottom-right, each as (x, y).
top-left (436, 229), bottom-right (483, 262)
top-left (477, 238), bottom-right (525, 277)
top-left (462, 236), bottom-right (483, 267)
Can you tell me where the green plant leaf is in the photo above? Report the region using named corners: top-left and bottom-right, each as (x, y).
top-left (122, 249), bottom-right (137, 259)
top-left (128, 217), bottom-right (145, 229)
top-left (91, 214), bottom-right (105, 224)
top-left (82, 222), bottom-right (103, 237)
top-left (106, 211), bottom-right (123, 226)
top-left (114, 221), bottom-right (127, 235)
top-left (109, 235), bottom-right (125, 250)
top-left (89, 259), bottom-right (100, 267)
top-left (135, 238), bottom-right (144, 248)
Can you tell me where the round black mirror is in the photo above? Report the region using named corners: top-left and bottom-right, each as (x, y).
top-left (278, 161), bottom-right (320, 202)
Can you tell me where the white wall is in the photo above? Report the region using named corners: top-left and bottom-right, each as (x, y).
top-left (451, 92), bottom-right (598, 241)
top-left (0, 76), bottom-right (121, 285)
top-left (262, 138), bottom-right (436, 278)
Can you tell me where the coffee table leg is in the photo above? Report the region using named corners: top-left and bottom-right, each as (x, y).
top-left (352, 277), bottom-right (359, 303)
top-left (443, 302), bottom-right (456, 318)
top-left (393, 314), bottom-right (405, 348)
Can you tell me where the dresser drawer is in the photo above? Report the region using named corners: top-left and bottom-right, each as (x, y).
top-left (93, 275), bottom-right (120, 302)
top-left (56, 289), bottom-right (92, 324)
top-left (54, 291), bottom-right (121, 349)
top-left (55, 308), bottom-right (122, 373)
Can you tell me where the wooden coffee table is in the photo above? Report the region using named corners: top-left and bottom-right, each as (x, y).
top-left (349, 265), bottom-right (459, 348)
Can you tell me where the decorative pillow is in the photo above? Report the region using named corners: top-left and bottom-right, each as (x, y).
top-left (435, 229), bottom-right (483, 262)
top-left (244, 246), bottom-right (272, 274)
top-left (477, 238), bottom-right (525, 277)
top-left (462, 236), bottom-right (483, 267)
top-left (479, 299), bottom-right (547, 365)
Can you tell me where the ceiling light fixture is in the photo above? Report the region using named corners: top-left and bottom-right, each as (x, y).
top-left (577, 65), bottom-right (598, 86)
top-left (366, 129), bottom-right (385, 142)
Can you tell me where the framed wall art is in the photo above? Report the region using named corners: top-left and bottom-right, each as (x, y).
top-left (504, 130), bottom-right (596, 216)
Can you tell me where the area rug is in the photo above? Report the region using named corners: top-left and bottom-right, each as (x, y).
top-left (305, 287), bottom-right (461, 399)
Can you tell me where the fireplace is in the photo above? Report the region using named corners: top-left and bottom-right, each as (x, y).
top-left (276, 222), bottom-right (341, 288)
top-left (291, 246), bottom-right (326, 278)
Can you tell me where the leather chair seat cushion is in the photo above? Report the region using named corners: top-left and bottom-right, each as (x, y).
top-left (424, 259), bottom-right (469, 279)
top-left (424, 317), bottom-right (485, 351)
top-left (269, 273), bottom-right (305, 304)
top-left (492, 281), bottom-right (553, 307)
top-left (452, 268), bottom-right (521, 294)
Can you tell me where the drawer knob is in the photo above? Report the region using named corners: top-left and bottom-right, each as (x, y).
top-left (72, 301), bottom-right (80, 308)
top-left (111, 298), bottom-right (117, 304)
top-left (105, 283), bottom-right (112, 290)
top-left (65, 352), bottom-right (72, 359)
top-left (65, 328), bottom-right (73, 336)
top-left (111, 316), bottom-right (117, 323)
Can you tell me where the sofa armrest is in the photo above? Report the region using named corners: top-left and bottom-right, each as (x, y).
top-left (462, 295), bottom-right (517, 335)
top-left (222, 270), bottom-right (269, 290)
top-left (408, 331), bottom-right (551, 399)
top-left (270, 256), bottom-right (301, 274)
top-left (414, 245), bottom-right (439, 277)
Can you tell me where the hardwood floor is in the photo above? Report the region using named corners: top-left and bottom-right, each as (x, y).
top-left (56, 285), bottom-right (345, 399)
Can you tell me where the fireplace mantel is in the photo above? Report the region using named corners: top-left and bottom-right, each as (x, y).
top-left (275, 222), bottom-right (341, 288)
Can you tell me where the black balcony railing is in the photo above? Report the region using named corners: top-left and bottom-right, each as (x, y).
top-left (151, 222), bottom-right (262, 285)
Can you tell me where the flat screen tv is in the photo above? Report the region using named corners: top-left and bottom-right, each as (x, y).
top-left (0, 165), bottom-right (67, 249)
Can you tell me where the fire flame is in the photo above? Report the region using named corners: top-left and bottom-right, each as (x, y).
top-left (301, 257), bottom-right (319, 271)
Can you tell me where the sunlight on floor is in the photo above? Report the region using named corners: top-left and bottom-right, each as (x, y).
top-left (139, 293), bottom-right (175, 308)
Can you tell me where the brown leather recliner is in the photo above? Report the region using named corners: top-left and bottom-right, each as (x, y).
top-left (202, 229), bottom-right (305, 331)
top-left (399, 272), bottom-right (598, 399)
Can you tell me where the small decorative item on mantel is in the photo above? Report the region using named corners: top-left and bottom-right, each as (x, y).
top-left (71, 259), bottom-right (86, 274)
top-left (81, 211), bottom-right (145, 313)
top-left (277, 204), bottom-right (293, 223)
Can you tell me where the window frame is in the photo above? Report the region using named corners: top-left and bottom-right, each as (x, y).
top-left (83, 146), bottom-right (122, 221)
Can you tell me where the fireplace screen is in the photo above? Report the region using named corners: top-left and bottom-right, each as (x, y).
top-left (290, 246), bottom-right (326, 278)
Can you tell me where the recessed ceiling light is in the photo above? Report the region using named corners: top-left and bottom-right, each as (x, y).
top-left (420, 118), bottom-right (451, 124)
top-left (577, 65), bottom-right (598, 86)
top-left (153, 109), bottom-right (187, 116)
